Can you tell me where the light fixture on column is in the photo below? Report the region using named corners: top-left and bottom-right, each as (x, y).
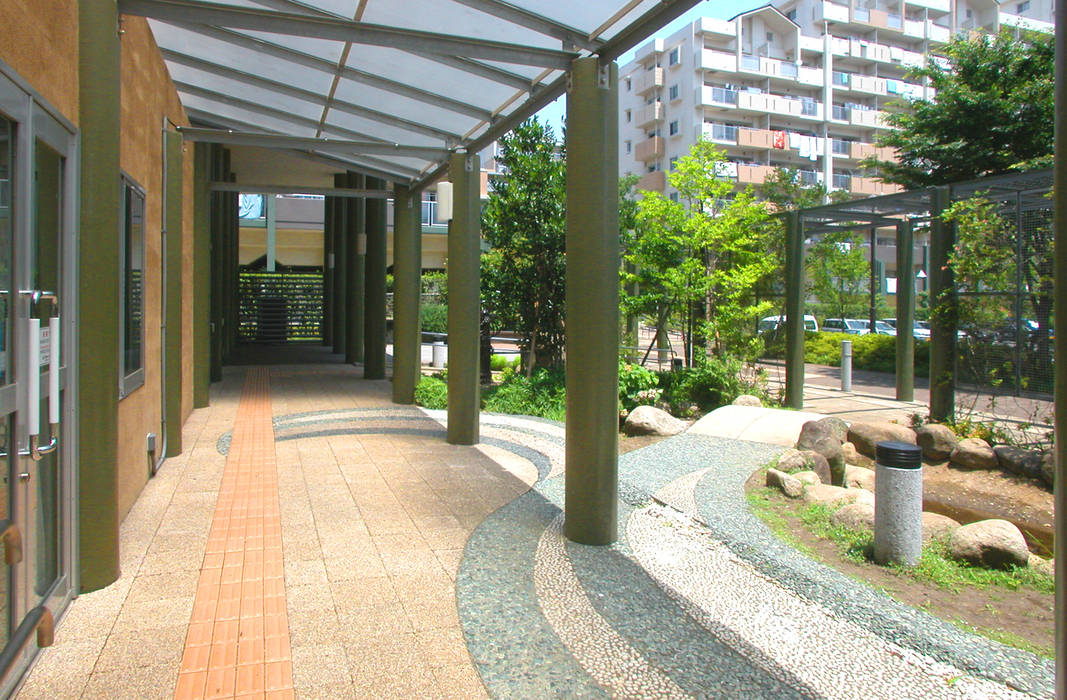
top-left (437, 181), bottom-right (453, 221)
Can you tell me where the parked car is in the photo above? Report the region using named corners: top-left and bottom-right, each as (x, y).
top-left (759, 315), bottom-right (819, 334)
top-left (881, 318), bottom-right (931, 340)
top-left (822, 318), bottom-right (896, 336)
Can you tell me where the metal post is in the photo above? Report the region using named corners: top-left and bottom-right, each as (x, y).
top-left (563, 56), bottom-right (619, 545)
top-left (1051, 0), bottom-right (1065, 691)
top-left (784, 211), bottom-right (805, 409)
top-left (192, 143), bottom-right (211, 407)
top-left (322, 181), bottom-right (334, 346)
top-left (869, 227), bottom-right (878, 332)
top-left (331, 173), bottom-right (347, 355)
top-left (446, 153), bottom-right (481, 445)
top-left (392, 184), bottom-right (421, 403)
top-left (345, 172), bottom-right (365, 364)
top-left (895, 219), bottom-right (915, 401)
top-left (928, 186), bottom-right (955, 422)
top-left (364, 176), bottom-right (388, 379)
top-left (265, 193), bottom-right (277, 272)
top-left (841, 340), bottom-right (852, 392)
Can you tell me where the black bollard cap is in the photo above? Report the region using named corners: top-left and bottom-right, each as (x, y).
top-left (876, 441), bottom-right (922, 469)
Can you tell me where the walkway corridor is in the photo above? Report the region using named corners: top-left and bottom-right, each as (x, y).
top-left (13, 365), bottom-right (1052, 699)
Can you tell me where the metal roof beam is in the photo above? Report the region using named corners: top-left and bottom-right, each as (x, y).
top-left (173, 24), bottom-right (494, 122)
top-left (159, 48), bottom-right (464, 143)
top-left (210, 182), bottom-right (392, 199)
top-left (120, 0), bottom-right (577, 69)
top-left (180, 127), bottom-right (450, 160)
top-left (448, 0), bottom-right (602, 51)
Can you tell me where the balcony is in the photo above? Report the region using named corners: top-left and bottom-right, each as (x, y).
top-left (817, 0), bottom-right (850, 22)
top-left (1000, 13), bottom-right (1055, 32)
top-left (737, 128), bottom-right (776, 149)
top-left (636, 170), bottom-right (666, 192)
top-left (634, 67), bottom-right (664, 96)
top-left (702, 122), bottom-right (738, 144)
top-left (851, 176), bottom-right (904, 196)
top-left (905, 0), bottom-right (950, 12)
top-left (850, 75), bottom-right (887, 96)
top-left (850, 142), bottom-right (877, 160)
top-left (926, 20), bottom-right (950, 42)
top-left (635, 101), bottom-right (664, 128)
top-left (698, 85), bottom-right (738, 106)
top-left (832, 173), bottom-right (852, 190)
top-left (737, 163), bottom-right (776, 185)
top-left (634, 136), bottom-right (664, 162)
top-left (699, 49), bottom-right (736, 72)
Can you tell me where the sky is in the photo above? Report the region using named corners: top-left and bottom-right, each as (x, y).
top-left (534, 0), bottom-right (770, 136)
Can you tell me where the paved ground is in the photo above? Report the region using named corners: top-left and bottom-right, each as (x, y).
top-left (14, 359), bottom-right (1054, 699)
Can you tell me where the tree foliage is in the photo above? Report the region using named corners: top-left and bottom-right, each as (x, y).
top-left (481, 118), bottom-right (566, 372)
top-left (868, 28), bottom-right (1053, 189)
top-left (806, 229), bottom-right (870, 320)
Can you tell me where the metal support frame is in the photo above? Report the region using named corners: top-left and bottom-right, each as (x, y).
top-left (1052, 0), bottom-right (1065, 690)
top-left (330, 174), bottom-right (347, 355)
top-left (164, 130), bottom-right (184, 456)
top-left (449, 0), bottom-right (602, 51)
top-left (322, 181), bottom-right (334, 348)
top-left (895, 219), bottom-right (915, 402)
top-left (446, 153), bottom-right (481, 445)
top-left (179, 127), bottom-right (449, 160)
top-left (392, 184), bottom-right (421, 404)
top-left (345, 172), bottom-right (365, 365)
top-left (208, 182), bottom-right (390, 199)
top-left (364, 176), bottom-right (388, 380)
top-left (209, 145), bottom-right (224, 382)
top-left (784, 212), bottom-right (805, 409)
top-left (563, 57), bottom-right (619, 546)
top-left (928, 186), bottom-right (955, 422)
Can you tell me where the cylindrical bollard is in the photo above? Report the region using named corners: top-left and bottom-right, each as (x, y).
top-left (841, 340), bottom-right (852, 392)
top-left (432, 341), bottom-right (446, 369)
top-left (874, 440), bottom-right (923, 566)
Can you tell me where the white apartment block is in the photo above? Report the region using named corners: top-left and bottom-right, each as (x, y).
top-left (619, 0), bottom-right (1054, 202)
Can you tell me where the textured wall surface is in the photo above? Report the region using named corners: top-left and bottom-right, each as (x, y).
top-left (0, 0), bottom-right (80, 122)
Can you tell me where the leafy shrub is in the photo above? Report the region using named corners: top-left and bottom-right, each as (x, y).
top-left (489, 354), bottom-right (521, 371)
top-left (420, 303), bottom-right (448, 333)
top-left (421, 271), bottom-right (448, 304)
top-left (659, 355), bottom-right (755, 412)
top-left (803, 332), bottom-right (930, 377)
top-left (618, 361), bottom-right (660, 411)
top-left (482, 367), bottom-right (566, 421)
top-left (414, 374), bottom-right (448, 409)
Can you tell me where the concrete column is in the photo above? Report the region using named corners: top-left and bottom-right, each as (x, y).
top-left (331, 173), bottom-right (347, 356)
top-left (895, 219), bottom-right (915, 402)
top-left (265, 194), bottom-right (277, 272)
top-left (223, 161), bottom-right (236, 359)
top-left (784, 211), bottom-right (805, 409)
top-left (1051, 0), bottom-right (1065, 691)
top-left (322, 186), bottom-right (334, 346)
top-left (209, 146), bottom-right (224, 383)
top-left (77, 0), bottom-right (121, 591)
top-left (446, 153), bottom-right (481, 445)
top-left (345, 172), bottom-right (365, 364)
top-left (192, 143), bottom-right (211, 407)
top-left (392, 185), bottom-right (422, 403)
top-left (364, 177), bottom-right (388, 379)
top-left (564, 57), bottom-right (619, 545)
top-left (928, 187), bottom-right (955, 422)
top-left (164, 131), bottom-right (183, 456)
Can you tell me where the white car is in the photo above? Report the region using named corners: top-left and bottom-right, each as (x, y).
top-left (882, 318), bottom-right (930, 340)
top-left (759, 315), bottom-right (819, 333)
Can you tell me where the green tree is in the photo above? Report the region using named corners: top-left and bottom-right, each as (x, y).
top-left (807, 229), bottom-right (871, 321)
top-left (867, 28), bottom-right (1053, 189)
top-left (481, 118), bottom-right (566, 373)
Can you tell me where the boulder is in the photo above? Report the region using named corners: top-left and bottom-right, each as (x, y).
top-left (831, 502), bottom-right (875, 532)
top-left (806, 437), bottom-right (845, 487)
top-left (915, 424), bottom-right (958, 462)
top-left (950, 437), bottom-right (998, 470)
top-left (803, 484), bottom-right (869, 509)
top-left (948, 519), bottom-right (1030, 569)
top-left (792, 470), bottom-right (822, 486)
top-left (799, 450), bottom-right (832, 485)
top-left (847, 421), bottom-right (917, 459)
top-left (622, 405), bottom-right (686, 437)
top-left (1040, 450), bottom-right (1055, 489)
top-left (1028, 554), bottom-right (1055, 578)
top-left (921, 512), bottom-right (960, 543)
top-left (766, 468), bottom-right (804, 498)
top-left (732, 394), bottom-right (763, 407)
top-left (844, 465), bottom-right (876, 491)
top-left (776, 448), bottom-right (807, 473)
top-left (842, 441), bottom-right (875, 469)
top-left (815, 416), bottom-right (849, 444)
top-left (993, 445), bottom-right (1044, 479)
top-left (796, 420), bottom-right (839, 452)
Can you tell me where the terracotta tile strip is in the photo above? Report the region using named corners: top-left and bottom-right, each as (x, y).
top-left (176, 369), bottom-right (293, 700)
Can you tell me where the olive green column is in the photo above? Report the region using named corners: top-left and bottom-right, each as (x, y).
top-left (223, 162), bottom-right (236, 360)
top-left (331, 174), bottom-right (347, 356)
top-left (392, 185), bottom-right (421, 403)
top-left (364, 177), bottom-right (388, 379)
top-left (1051, 2), bottom-right (1065, 691)
top-left (928, 187), bottom-right (955, 422)
top-left (78, 0), bottom-right (121, 591)
top-left (784, 211), bottom-right (806, 409)
top-left (322, 187), bottom-right (334, 347)
top-left (209, 146), bottom-right (224, 383)
top-left (164, 131), bottom-right (184, 456)
top-left (345, 172), bottom-right (365, 364)
top-left (192, 144), bottom-right (211, 406)
top-left (895, 219), bottom-right (915, 402)
top-left (564, 57), bottom-right (619, 545)
top-left (446, 153), bottom-right (481, 445)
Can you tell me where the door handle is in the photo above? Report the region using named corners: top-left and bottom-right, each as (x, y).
top-left (0, 520), bottom-right (21, 565)
top-left (22, 291), bottom-right (58, 461)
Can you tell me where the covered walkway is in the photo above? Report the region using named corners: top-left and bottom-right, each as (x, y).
top-left (15, 365), bottom-right (1050, 699)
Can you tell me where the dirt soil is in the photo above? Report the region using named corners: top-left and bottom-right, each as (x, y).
top-left (744, 468), bottom-right (1055, 658)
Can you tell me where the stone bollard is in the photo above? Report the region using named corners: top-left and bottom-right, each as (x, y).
top-left (874, 440), bottom-right (923, 566)
top-left (841, 340), bottom-right (852, 392)
top-left (432, 341), bottom-right (446, 369)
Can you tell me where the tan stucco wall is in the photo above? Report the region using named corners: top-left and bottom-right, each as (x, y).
top-left (0, 0), bottom-right (80, 122)
top-left (116, 16), bottom-right (192, 521)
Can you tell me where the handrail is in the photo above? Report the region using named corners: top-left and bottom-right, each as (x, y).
top-left (0, 521), bottom-right (22, 565)
top-left (0, 606), bottom-right (54, 686)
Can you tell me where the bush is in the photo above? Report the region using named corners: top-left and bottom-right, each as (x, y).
top-left (659, 355), bottom-right (756, 412)
top-left (619, 361), bottom-right (660, 411)
top-left (420, 303), bottom-right (448, 333)
top-left (414, 374), bottom-right (448, 409)
top-left (489, 354), bottom-right (521, 371)
top-left (482, 367), bottom-right (566, 421)
top-left (803, 332), bottom-right (930, 377)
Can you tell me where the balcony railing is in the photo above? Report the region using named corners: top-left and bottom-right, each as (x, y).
top-left (832, 105), bottom-right (850, 121)
top-left (705, 123), bottom-right (738, 143)
top-left (832, 173), bottom-right (852, 189)
top-left (831, 139), bottom-right (851, 156)
top-left (709, 87), bottom-right (737, 105)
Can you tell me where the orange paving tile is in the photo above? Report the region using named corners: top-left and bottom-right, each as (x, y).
top-left (176, 369), bottom-right (294, 700)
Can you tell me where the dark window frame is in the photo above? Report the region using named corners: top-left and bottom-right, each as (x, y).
top-left (119, 173), bottom-right (145, 398)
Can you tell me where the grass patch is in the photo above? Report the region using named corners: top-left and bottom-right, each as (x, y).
top-left (950, 621), bottom-right (1054, 660)
top-left (744, 487), bottom-right (813, 557)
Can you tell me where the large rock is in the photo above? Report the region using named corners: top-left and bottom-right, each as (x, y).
top-left (776, 448), bottom-right (806, 473)
top-left (847, 421), bottom-right (917, 459)
top-left (993, 445), bottom-right (1044, 479)
top-left (792, 470), bottom-right (822, 486)
top-left (1028, 554), bottom-right (1055, 578)
top-left (948, 519), bottom-right (1030, 569)
top-left (921, 512), bottom-right (960, 543)
top-left (950, 437), bottom-right (998, 470)
top-left (816, 416), bottom-right (849, 444)
top-left (842, 441), bottom-right (875, 469)
top-left (799, 450), bottom-right (832, 485)
top-left (766, 468), bottom-right (804, 498)
top-left (832, 502), bottom-right (875, 532)
top-left (845, 465), bottom-right (876, 491)
top-left (732, 394), bottom-right (763, 407)
top-left (915, 424), bottom-right (958, 462)
top-left (796, 420), bottom-right (841, 451)
top-left (812, 438), bottom-right (846, 487)
top-left (622, 405), bottom-right (686, 436)
top-left (1039, 450), bottom-right (1055, 489)
top-left (803, 484), bottom-right (871, 509)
